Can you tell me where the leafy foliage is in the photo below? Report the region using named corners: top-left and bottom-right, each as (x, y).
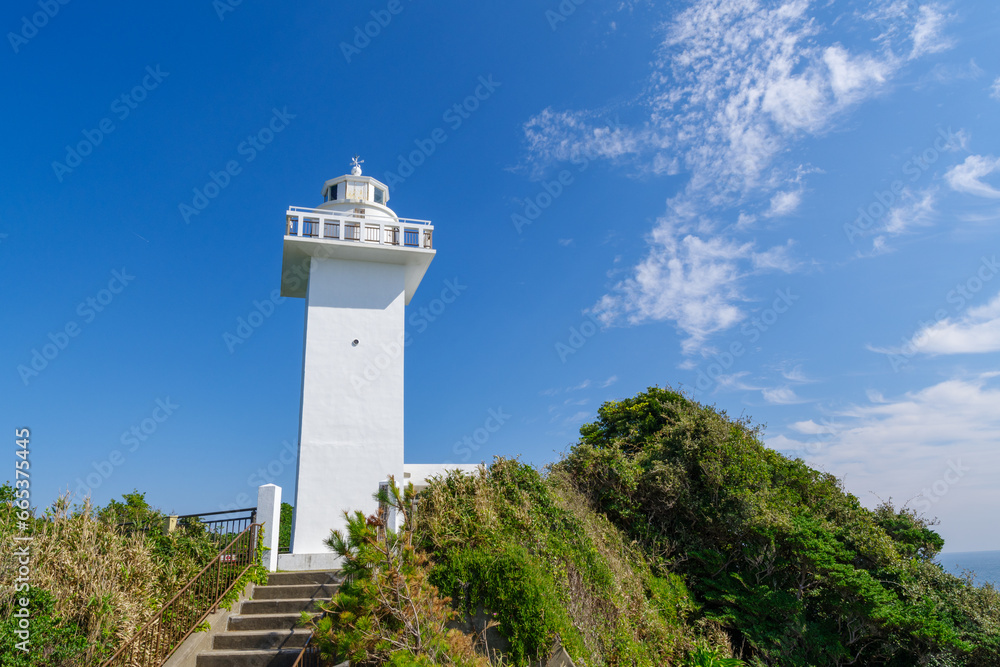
top-left (305, 478), bottom-right (491, 667)
top-left (417, 460), bottom-right (699, 666)
top-left (0, 587), bottom-right (89, 667)
top-left (279, 502), bottom-right (294, 553)
top-left (556, 386), bottom-right (1000, 666)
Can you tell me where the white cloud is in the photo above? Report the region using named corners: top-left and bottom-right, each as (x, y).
top-left (524, 0), bottom-right (954, 353)
top-left (856, 188), bottom-right (938, 257)
top-left (765, 189), bottom-right (803, 217)
top-left (769, 375), bottom-right (1000, 551)
top-left (883, 188), bottom-right (937, 235)
top-left (909, 291), bottom-right (1000, 355)
top-left (713, 372), bottom-right (757, 392)
top-left (781, 364), bottom-right (812, 383)
top-left (591, 201), bottom-right (795, 353)
top-left (522, 109), bottom-right (672, 176)
top-left (946, 155), bottom-right (1000, 198)
top-left (991, 77), bottom-right (1000, 101)
top-left (762, 386), bottom-right (802, 404)
top-left (751, 240), bottom-right (799, 272)
top-left (824, 45), bottom-right (892, 105)
top-left (909, 4), bottom-right (954, 59)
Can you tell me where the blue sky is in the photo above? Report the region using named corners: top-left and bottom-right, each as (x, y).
top-left (3, 0), bottom-right (999, 552)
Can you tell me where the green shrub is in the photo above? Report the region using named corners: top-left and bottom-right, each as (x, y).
top-left (418, 459), bottom-right (692, 666)
top-left (557, 386), bottom-right (1000, 666)
top-left (0, 588), bottom-right (89, 667)
top-left (305, 478), bottom-right (490, 667)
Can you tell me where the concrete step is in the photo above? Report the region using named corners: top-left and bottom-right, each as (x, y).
top-left (251, 583), bottom-right (339, 600)
top-left (267, 570), bottom-right (341, 586)
top-left (195, 648), bottom-right (304, 667)
top-left (228, 612), bottom-right (315, 632)
top-left (195, 571), bottom-right (340, 667)
top-left (240, 598), bottom-right (327, 614)
top-left (212, 629), bottom-right (312, 650)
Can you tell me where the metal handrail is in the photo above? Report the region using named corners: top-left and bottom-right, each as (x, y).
top-left (176, 507), bottom-right (256, 519)
top-left (101, 523), bottom-right (263, 667)
top-left (291, 639), bottom-right (321, 667)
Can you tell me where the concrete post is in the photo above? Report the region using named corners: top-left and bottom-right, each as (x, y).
top-left (162, 515), bottom-right (178, 535)
top-left (257, 484), bottom-right (282, 572)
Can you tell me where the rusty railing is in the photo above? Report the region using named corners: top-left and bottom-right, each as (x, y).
top-left (291, 642), bottom-right (322, 667)
top-left (101, 523), bottom-right (263, 667)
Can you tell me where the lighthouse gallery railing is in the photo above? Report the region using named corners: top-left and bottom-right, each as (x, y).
top-left (285, 206), bottom-right (433, 249)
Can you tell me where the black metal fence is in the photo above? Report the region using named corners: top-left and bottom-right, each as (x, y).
top-left (115, 507), bottom-right (257, 545)
top-left (177, 507), bottom-right (257, 544)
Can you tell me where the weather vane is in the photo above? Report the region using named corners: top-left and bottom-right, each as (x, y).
top-left (351, 155), bottom-right (364, 176)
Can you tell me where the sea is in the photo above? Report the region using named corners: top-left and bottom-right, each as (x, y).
top-left (936, 550), bottom-right (1000, 588)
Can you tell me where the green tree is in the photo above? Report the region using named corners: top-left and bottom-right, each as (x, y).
top-left (557, 386), bottom-right (1000, 666)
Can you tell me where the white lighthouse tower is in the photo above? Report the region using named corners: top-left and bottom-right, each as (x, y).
top-left (278, 157), bottom-right (440, 569)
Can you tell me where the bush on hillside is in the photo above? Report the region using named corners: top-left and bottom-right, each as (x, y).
top-left (555, 386), bottom-right (1000, 666)
top-left (306, 478), bottom-right (490, 667)
top-left (417, 460), bottom-right (705, 666)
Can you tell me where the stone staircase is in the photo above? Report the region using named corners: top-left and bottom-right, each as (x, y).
top-left (195, 570), bottom-right (340, 667)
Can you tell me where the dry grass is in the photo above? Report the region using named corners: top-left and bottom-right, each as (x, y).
top-left (0, 494), bottom-right (209, 666)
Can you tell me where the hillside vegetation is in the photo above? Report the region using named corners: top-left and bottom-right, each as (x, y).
top-left (410, 387), bottom-right (999, 666)
top-left (0, 490), bottom-right (224, 666)
top-left (5, 386), bottom-right (998, 666)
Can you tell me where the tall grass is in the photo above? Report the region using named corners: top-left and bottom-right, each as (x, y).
top-left (0, 485), bottom-right (221, 666)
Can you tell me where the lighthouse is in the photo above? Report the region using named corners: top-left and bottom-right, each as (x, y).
top-left (278, 157), bottom-right (450, 569)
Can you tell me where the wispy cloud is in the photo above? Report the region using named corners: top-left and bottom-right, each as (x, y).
top-left (524, 0), bottom-right (955, 354)
top-left (906, 292), bottom-right (1000, 355)
top-left (591, 205), bottom-right (794, 353)
top-left (865, 187), bottom-right (938, 255)
top-left (765, 190), bottom-right (803, 218)
top-left (762, 386), bottom-right (803, 405)
top-left (946, 155), bottom-right (1000, 198)
top-left (780, 364), bottom-right (813, 383)
top-left (991, 77), bottom-right (1000, 101)
top-left (769, 374), bottom-right (1000, 550)
top-left (909, 4), bottom-right (954, 59)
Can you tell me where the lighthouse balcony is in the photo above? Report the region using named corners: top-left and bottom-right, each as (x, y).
top-left (285, 206), bottom-right (433, 249)
top-left (281, 205), bottom-right (436, 303)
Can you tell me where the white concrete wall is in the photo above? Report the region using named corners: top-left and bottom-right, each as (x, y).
top-left (290, 256), bottom-right (407, 556)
